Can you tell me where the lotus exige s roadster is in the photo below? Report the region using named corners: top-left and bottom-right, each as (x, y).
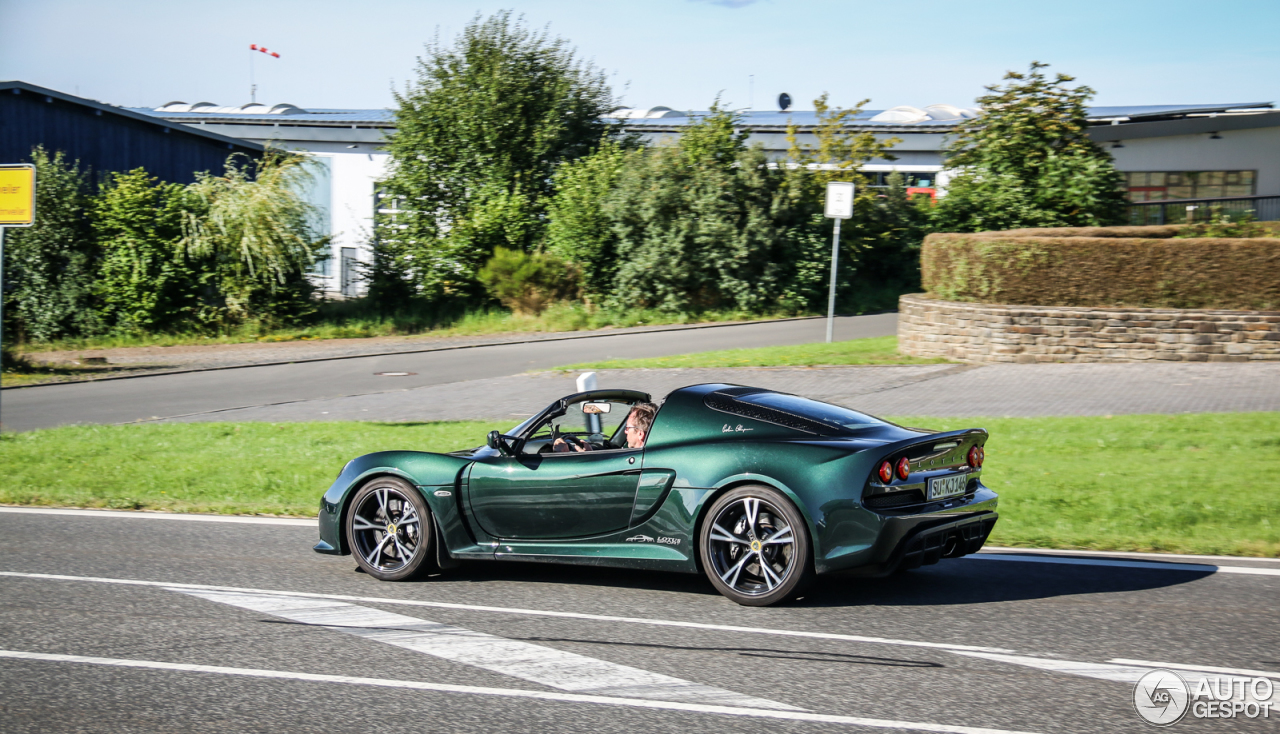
top-left (315, 384), bottom-right (997, 606)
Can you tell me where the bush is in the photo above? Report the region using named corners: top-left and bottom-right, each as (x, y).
top-left (921, 225), bottom-right (1280, 310)
top-left (2, 148), bottom-right (102, 342)
top-left (94, 168), bottom-right (207, 332)
top-left (477, 247), bottom-right (578, 315)
top-left (183, 152), bottom-right (329, 326)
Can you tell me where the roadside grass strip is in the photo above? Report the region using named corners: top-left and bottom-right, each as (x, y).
top-left (554, 335), bottom-right (943, 370)
top-left (2, 413), bottom-right (1277, 556)
top-left (0, 649), bottom-right (1038, 734)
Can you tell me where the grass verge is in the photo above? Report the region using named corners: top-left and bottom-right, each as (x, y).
top-left (2, 413), bottom-right (1275, 557)
top-left (886, 413), bottom-right (1280, 557)
top-left (554, 336), bottom-right (946, 370)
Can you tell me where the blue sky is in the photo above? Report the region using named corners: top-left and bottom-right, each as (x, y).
top-left (2, 0), bottom-right (1277, 112)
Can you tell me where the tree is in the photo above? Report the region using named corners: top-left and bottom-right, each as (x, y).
top-left (372, 12), bottom-right (617, 306)
top-left (932, 62), bottom-right (1127, 232)
top-left (183, 151), bottom-right (328, 325)
top-left (606, 105), bottom-right (801, 314)
top-left (779, 95), bottom-right (902, 312)
top-left (2, 147), bottom-right (102, 342)
top-left (543, 138), bottom-right (632, 302)
top-left (94, 169), bottom-right (203, 332)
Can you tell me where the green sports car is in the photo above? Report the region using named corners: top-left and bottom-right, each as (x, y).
top-left (315, 383), bottom-right (997, 606)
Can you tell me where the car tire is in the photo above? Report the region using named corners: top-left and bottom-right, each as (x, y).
top-left (346, 476), bottom-right (436, 581)
top-left (699, 485), bottom-right (813, 606)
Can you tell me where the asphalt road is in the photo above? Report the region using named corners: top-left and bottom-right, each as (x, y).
top-left (1, 314), bottom-right (896, 432)
top-left (2, 508), bottom-right (1277, 733)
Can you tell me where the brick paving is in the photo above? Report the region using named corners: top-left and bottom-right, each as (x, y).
top-left (163, 361), bottom-right (1280, 424)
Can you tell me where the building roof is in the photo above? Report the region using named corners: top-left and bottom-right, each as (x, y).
top-left (2, 81), bottom-right (264, 152)
top-left (132, 100), bottom-right (1276, 134)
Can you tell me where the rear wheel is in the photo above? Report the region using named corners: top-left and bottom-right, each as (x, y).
top-left (346, 477), bottom-right (435, 581)
top-left (699, 485), bottom-right (812, 606)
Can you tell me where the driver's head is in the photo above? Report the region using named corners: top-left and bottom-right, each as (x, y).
top-left (625, 402), bottom-right (658, 448)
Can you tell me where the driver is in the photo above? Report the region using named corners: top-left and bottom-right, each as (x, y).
top-left (554, 402), bottom-right (658, 453)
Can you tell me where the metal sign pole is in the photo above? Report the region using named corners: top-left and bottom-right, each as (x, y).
top-left (826, 218), bottom-right (840, 343)
top-left (823, 181), bottom-right (854, 344)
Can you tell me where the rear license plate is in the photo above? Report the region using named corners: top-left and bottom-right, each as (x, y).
top-left (928, 473), bottom-right (969, 501)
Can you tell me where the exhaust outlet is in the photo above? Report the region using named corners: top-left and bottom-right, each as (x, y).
top-left (942, 533), bottom-right (960, 557)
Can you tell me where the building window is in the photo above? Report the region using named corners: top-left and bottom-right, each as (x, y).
top-left (863, 171), bottom-right (939, 188)
top-left (1124, 171), bottom-right (1255, 201)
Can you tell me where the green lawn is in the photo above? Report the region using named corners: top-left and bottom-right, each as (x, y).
top-left (2, 413), bottom-right (1276, 556)
top-left (554, 336), bottom-right (947, 370)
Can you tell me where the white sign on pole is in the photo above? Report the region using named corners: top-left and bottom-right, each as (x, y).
top-left (822, 182), bottom-right (854, 342)
top-left (824, 181), bottom-right (854, 219)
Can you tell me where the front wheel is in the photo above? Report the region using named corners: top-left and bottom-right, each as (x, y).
top-left (346, 477), bottom-right (435, 581)
top-left (699, 485), bottom-right (813, 606)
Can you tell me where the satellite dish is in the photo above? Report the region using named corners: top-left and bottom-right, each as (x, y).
top-left (778, 93), bottom-right (792, 111)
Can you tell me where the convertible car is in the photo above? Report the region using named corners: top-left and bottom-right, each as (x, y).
top-left (315, 384), bottom-right (997, 606)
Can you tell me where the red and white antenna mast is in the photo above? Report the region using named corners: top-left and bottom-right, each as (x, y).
top-left (248, 44), bottom-right (282, 104)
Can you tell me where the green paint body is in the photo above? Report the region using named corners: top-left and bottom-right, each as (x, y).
top-left (317, 384), bottom-right (998, 576)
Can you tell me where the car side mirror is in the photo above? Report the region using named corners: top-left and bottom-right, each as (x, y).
top-left (487, 430), bottom-right (509, 455)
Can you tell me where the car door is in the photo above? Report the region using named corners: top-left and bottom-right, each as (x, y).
top-left (467, 448), bottom-right (643, 539)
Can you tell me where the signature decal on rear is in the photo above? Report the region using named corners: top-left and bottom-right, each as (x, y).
top-left (722, 424), bottom-right (753, 433)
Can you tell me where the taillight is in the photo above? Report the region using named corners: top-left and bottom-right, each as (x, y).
top-left (878, 461), bottom-right (893, 483)
top-left (978, 446), bottom-right (985, 466)
top-left (895, 456), bottom-right (911, 481)
top-left (968, 445), bottom-right (984, 468)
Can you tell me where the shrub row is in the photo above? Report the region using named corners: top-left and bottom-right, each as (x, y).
top-left (921, 224), bottom-right (1280, 310)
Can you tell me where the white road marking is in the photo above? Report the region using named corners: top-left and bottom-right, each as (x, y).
top-left (982, 547), bottom-right (1280, 564)
top-left (0, 506), bottom-right (313, 526)
top-left (950, 652), bottom-right (1280, 706)
top-left (174, 588), bottom-right (799, 711)
top-left (0, 649), bottom-right (1041, 734)
top-left (0, 571), bottom-right (1014, 653)
top-left (966, 553), bottom-right (1280, 577)
top-left (1108, 659), bottom-right (1280, 680)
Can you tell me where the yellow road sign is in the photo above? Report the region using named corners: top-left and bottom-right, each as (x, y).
top-left (0, 165), bottom-right (37, 227)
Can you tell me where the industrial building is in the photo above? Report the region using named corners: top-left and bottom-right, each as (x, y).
top-left (0, 81), bottom-right (262, 185)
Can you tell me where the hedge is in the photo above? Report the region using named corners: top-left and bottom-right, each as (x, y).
top-left (921, 224), bottom-right (1280, 310)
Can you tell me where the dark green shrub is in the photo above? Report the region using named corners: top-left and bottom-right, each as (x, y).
top-left (94, 168), bottom-right (207, 332)
top-left (477, 247), bottom-right (578, 315)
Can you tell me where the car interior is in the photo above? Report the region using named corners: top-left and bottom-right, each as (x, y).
top-left (520, 398), bottom-right (638, 454)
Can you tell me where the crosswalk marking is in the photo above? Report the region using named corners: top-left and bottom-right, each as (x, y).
top-left (173, 588), bottom-right (801, 711)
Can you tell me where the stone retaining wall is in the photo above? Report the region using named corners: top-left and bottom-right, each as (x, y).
top-left (898, 293), bottom-right (1280, 363)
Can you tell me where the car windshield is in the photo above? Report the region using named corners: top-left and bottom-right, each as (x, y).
top-left (736, 392), bottom-right (887, 432)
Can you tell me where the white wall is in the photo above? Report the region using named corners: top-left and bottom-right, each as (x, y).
top-left (1107, 126), bottom-right (1280, 196)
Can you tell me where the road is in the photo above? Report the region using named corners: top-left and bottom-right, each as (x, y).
top-left (1, 508), bottom-right (1276, 733)
top-left (2, 314), bottom-right (896, 432)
